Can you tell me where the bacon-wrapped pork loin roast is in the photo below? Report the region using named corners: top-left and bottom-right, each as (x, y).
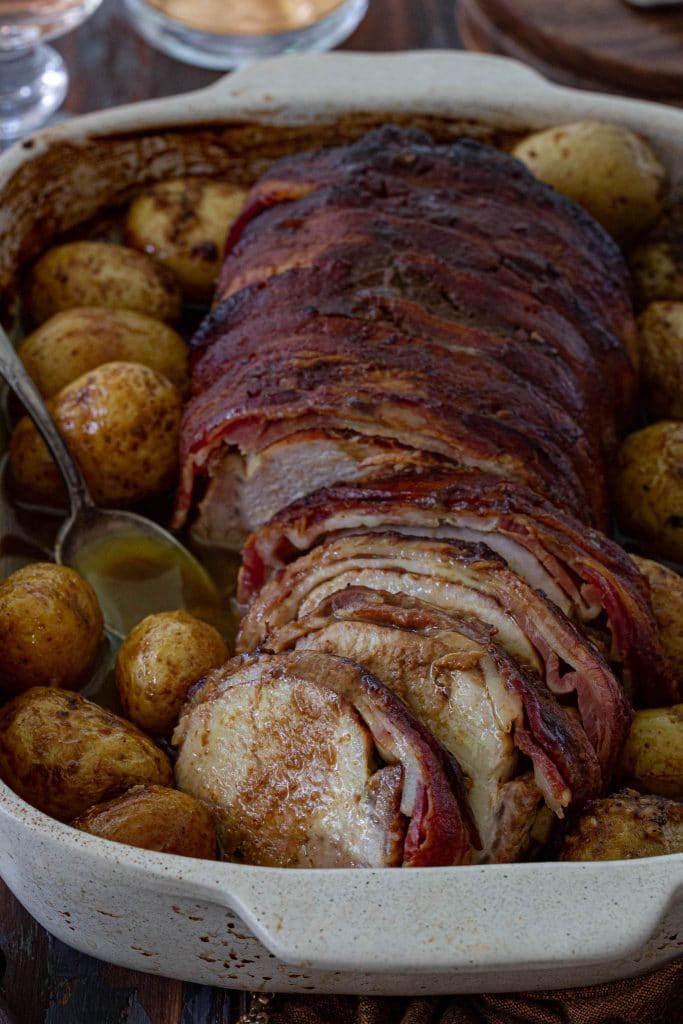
top-left (173, 126), bottom-right (673, 867)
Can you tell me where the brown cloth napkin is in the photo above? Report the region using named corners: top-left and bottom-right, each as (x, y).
top-left (264, 957), bottom-right (682, 1024)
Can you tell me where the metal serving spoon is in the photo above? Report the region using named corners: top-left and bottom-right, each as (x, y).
top-left (0, 324), bottom-right (222, 639)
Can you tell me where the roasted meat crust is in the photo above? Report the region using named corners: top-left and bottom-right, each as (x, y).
top-left (179, 319), bottom-right (599, 526)
top-left (238, 469), bottom-right (676, 707)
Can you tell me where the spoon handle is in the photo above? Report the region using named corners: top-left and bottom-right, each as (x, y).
top-left (0, 324), bottom-right (93, 515)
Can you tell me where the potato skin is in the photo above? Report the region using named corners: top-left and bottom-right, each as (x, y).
top-left (0, 687), bottom-right (173, 821)
top-left (512, 120), bottom-right (665, 240)
top-left (558, 790), bottom-right (683, 861)
top-left (116, 611), bottom-right (229, 738)
top-left (0, 563), bottom-right (103, 698)
top-left (630, 203), bottom-right (683, 305)
top-left (9, 361), bottom-right (182, 508)
top-left (618, 705), bottom-right (683, 798)
top-left (631, 555), bottom-right (683, 691)
top-left (71, 784), bottom-right (217, 859)
top-left (637, 302), bottom-right (683, 419)
top-left (613, 421), bottom-right (683, 563)
top-left (25, 241), bottom-right (182, 325)
top-left (17, 307), bottom-right (188, 398)
top-left (125, 178), bottom-right (247, 302)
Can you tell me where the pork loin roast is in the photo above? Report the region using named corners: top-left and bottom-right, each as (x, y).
top-left (172, 126), bottom-right (668, 867)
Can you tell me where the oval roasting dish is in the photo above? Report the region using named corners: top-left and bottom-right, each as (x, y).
top-left (0, 51), bottom-right (681, 995)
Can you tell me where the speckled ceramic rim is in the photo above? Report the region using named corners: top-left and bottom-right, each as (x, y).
top-left (0, 51), bottom-right (682, 985)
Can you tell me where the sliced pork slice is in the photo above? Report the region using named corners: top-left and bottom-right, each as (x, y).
top-left (260, 587), bottom-right (605, 860)
top-left (191, 431), bottom-right (445, 549)
top-left (238, 469), bottom-right (676, 706)
top-left (237, 533), bottom-right (631, 784)
top-left (173, 650), bottom-right (477, 867)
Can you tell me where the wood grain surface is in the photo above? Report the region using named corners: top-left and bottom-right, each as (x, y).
top-left (0, 6), bottom-right (462, 1021)
top-left (457, 0), bottom-right (683, 100)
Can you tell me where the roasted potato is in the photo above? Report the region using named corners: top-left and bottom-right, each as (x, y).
top-left (17, 307), bottom-right (188, 398)
top-left (631, 555), bottom-right (683, 690)
top-left (630, 203), bottom-right (683, 305)
top-left (0, 687), bottom-right (173, 821)
top-left (613, 421), bottom-right (683, 563)
top-left (512, 120), bottom-right (666, 240)
top-left (618, 705), bottom-right (683, 798)
top-left (636, 302), bottom-right (683, 419)
top-left (115, 611), bottom-right (229, 738)
top-left (71, 784), bottom-right (217, 858)
top-left (0, 563), bottom-right (103, 698)
top-left (558, 790), bottom-right (683, 861)
top-left (125, 178), bottom-right (247, 302)
top-left (24, 241), bottom-right (182, 325)
top-left (9, 361), bottom-right (182, 508)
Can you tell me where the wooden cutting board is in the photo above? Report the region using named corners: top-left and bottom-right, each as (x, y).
top-left (457, 0), bottom-right (683, 102)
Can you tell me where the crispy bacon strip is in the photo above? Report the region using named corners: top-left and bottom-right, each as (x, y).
top-left (238, 469), bottom-right (676, 706)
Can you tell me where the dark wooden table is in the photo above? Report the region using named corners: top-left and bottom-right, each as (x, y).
top-left (0, 2), bottom-right (461, 1021)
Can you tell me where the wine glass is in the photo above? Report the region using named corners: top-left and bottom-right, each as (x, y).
top-left (0, 0), bottom-right (103, 145)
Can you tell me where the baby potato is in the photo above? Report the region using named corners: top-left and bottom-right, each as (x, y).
top-left (619, 705), bottom-right (683, 798)
top-left (17, 307), bottom-right (188, 398)
top-left (613, 421), bottom-right (683, 563)
top-left (558, 789), bottom-right (683, 861)
top-left (125, 178), bottom-right (247, 303)
top-left (631, 555), bottom-right (683, 690)
top-left (630, 203), bottom-right (683, 305)
top-left (0, 687), bottom-right (173, 821)
top-left (512, 120), bottom-right (666, 240)
top-left (0, 562), bottom-right (103, 698)
top-left (24, 241), bottom-right (182, 325)
top-left (71, 784), bottom-right (217, 858)
top-left (116, 611), bottom-right (229, 738)
top-left (637, 302), bottom-right (683, 419)
top-left (9, 361), bottom-right (181, 508)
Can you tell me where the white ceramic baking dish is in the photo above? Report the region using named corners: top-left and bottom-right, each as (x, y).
top-left (0, 52), bottom-right (682, 996)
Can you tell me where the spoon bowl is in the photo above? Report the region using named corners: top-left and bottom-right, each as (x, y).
top-left (0, 324), bottom-right (223, 639)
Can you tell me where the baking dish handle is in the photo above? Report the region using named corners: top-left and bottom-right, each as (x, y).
top-left (207, 861), bottom-right (683, 973)
top-left (198, 49), bottom-right (554, 112)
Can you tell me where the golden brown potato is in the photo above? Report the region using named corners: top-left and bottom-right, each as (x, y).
top-left (558, 790), bottom-right (683, 861)
top-left (125, 178), bottom-right (247, 302)
top-left (17, 307), bottom-right (188, 398)
top-left (24, 241), bottom-right (182, 325)
top-left (636, 302), bottom-right (683, 419)
top-left (630, 203), bottom-right (683, 305)
top-left (631, 555), bottom-right (683, 691)
top-left (0, 563), bottom-right (103, 698)
top-left (512, 120), bottom-right (666, 240)
top-left (0, 687), bottom-right (173, 821)
top-left (613, 421), bottom-right (683, 563)
top-left (71, 784), bottom-right (217, 858)
top-left (619, 705), bottom-right (683, 798)
top-left (115, 611), bottom-right (229, 738)
top-left (9, 361), bottom-right (181, 508)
